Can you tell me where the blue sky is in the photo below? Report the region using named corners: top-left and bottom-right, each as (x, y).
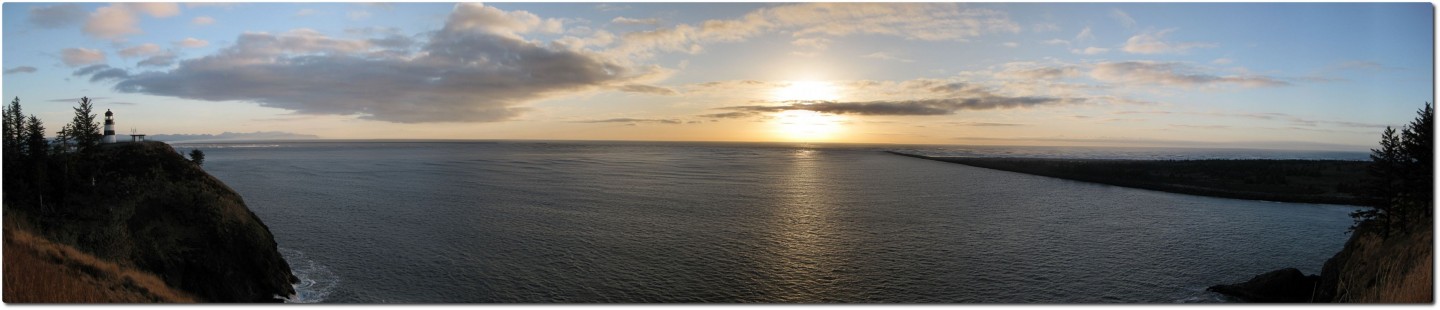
top-left (1, 2), bottom-right (1432, 150)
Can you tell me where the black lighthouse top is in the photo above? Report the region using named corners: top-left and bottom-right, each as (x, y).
top-left (105, 109), bottom-right (113, 117)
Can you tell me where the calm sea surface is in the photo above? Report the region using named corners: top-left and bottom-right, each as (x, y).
top-left (190, 141), bottom-right (1364, 303)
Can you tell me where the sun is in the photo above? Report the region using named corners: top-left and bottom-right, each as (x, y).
top-left (767, 80), bottom-right (847, 141)
top-left (772, 80), bottom-right (841, 102)
top-left (773, 110), bottom-right (846, 141)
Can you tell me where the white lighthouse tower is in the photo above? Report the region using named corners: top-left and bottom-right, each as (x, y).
top-left (102, 109), bottom-right (116, 144)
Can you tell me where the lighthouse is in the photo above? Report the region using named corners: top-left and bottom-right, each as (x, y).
top-left (102, 109), bottom-right (116, 144)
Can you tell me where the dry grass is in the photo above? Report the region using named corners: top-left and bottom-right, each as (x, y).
top-left (3, 225), bottom-right (197, 303)
top-left (1334, 227), bottom-right (1433, 303)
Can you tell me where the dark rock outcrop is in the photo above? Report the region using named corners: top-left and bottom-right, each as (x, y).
top-left (1206, 268), bottom-right (1322, 303)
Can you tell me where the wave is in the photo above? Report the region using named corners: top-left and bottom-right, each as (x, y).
top-left (279, 248), bottom-right (338, 303)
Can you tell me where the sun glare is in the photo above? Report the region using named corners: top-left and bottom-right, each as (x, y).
top-left (773, 110), bottom-right (846, 141)
top-left (772, 80), bottom-right (841, 102)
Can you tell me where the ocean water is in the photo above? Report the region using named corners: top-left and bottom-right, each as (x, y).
top-left (190, 141), bottom-right (1363, 303)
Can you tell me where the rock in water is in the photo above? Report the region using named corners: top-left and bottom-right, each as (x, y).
top-left (1207, 268), bottom-right (1321, 303)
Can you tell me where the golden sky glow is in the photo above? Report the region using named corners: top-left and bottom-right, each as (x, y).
top-left (2, 3), bottom-right (1432, 150)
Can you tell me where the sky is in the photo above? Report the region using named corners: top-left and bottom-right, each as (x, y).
top-left (1, 2), bottom-right (1433, 150)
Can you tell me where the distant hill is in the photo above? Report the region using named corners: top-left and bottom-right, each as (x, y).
top-left (147, 131), bottom-right (318, 142)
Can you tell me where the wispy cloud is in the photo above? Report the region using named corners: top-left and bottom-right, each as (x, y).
top-left (614, 84), bottom-right (677, 95)
top-left (576, 118), bottom-right (685, 125)
top-left (611, 16), bottom-right (659, 25)
top-left (1075, 26), bottom-right (1094, 41)
top-left (4, 66), bottom-right (38, 75)
top-left (863, 52), bottom-right (914, 63)
top-left (610, 3), bottom-right (1020, 58)
top-left (1121, 29), bottom-right (1216, 54)
top-left (946, 121), bottom-right (1027, 127)
top-left (176, 37), bottom-right (209, 48)
top-left (1070, 46), bottom-right (1109, 55)
top-left (118, 43), bottom-right (164, 57)
top-left (1110, 9), bottom-right (1136, 28)
top-left (1090, 61), bottom-right (1287, 88)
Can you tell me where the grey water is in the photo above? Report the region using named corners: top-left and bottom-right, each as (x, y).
top-left (191, 141), bottom-right (1363, 303)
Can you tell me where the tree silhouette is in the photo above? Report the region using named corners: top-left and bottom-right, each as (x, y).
top-left (68, 97), bottom-right (101, 153)
top-left (189, 149), bottom-right (205, 166)
top-left (1353, 102), bottom-right (1434, 236)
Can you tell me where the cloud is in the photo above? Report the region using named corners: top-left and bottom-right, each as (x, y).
top-left (443, 2), bottom-right (563, 39)
top-left (72, 64), bottom-right (129, 82)
top-left (863, 52), bottom-right (914, 63)
top-left (595, 4), bottom-right (629, 12)
top-left (576, 118), bottom-right (684, 124)
top-left (791, 37), bottom-right (830, 50)
top-left (98, 4), bottom-right (664, 124)
top-left (1211, 58), bottom-right (1233, 65)
top-left (1121, 29), bottom-right (1216, 54)
top-left (697, 111), bottom-right (761, 119)
top-left (28, 4), bottom-right (86, 29)
top-left (614, 84), bottom-right (677, 95)
top-left (1032, 23), bottom-right (1060, 32)
top-left (947, 121), bottom-right (1026, 127)
top-left (176, 37), bottom-right (209, 48)
top-left (294, 9), bottom-right (317, 17)
top-left (611, 16), bottom-right (659, 25)
top-left (1070, 46), bottom-right (1109, 55)
top-left (1090, 61), bottom-right (1289, 88)
top-left (192, 16), bottom-right (215, 25)
top-left (1001, 42), bottom-right (1019, 48)
top-left (83, 3), bottom-right (181, 40)
top-left (1040, 39), bottom-right (1070, 45)
top-left (61, 48), bottom-right (106, 67)
top-left (610, 3), bottom-right (1019, 58)
top-left (4, 67), bottom-right (38, 75)
top-left (1110, 9), bottom-right (1136, 28)
top-left (137, 55), bottom-right (177, 67)
top-left (721, 96), bottom-right (1071, 116)
top-left (84, 5), bottom-right (140, 39)
top-left (47, 97), bottom-right (107, 103)
top-left (348, 10), bottom-right (372, 21)
top-left (994, 65), bottom-right (1082, 80)
top-left (1075, 26), bottom-right (1094, 41)
top-left (118, 43), bottom-right (164, 57)
top-left (127, 3), bottom-right (180, 17)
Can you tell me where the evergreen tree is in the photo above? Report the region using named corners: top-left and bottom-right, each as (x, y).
top-left (24, 115), bottom-right (48, 162)
top-left (1354, 102), bottom-right (1434, 236)
top-left (3, 97), bottom-right (22, 158)
top-left (189, 149), bottom-right (205, 166)
top-left (69, 97), bottom-right (101, 152)
top-left (3, 97), bottom-right (22, 190)
top-left (53, 124), bottom-right (74, 155)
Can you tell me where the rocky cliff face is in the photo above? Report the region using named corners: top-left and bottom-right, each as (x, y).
top-left (9, 142), bottom-right (296, 302)
top-left (1316, 224), bottom-right (1432, 303)
top-left (1209, 223), bottom-right (1432, 303)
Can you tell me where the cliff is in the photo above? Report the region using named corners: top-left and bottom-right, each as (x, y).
top-left (3, 141), bottom-right (296, 302)
top-left (1207, 223), bottom-right (1432, 303)
top-left (1316, 223), bottom-right (1432, 302)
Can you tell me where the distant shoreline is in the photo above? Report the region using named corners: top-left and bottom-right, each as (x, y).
top-left (887, 151), bottom-right (1368, 206)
